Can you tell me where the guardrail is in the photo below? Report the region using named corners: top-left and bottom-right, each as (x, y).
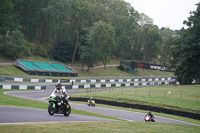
top-left (0, 77), bottom-right (5, 82)
top-left (0, 84), bottom-right (46, 90)
top-left (69, 97), bottom-right (200, 120)
top-left (65, 80), bottom-right (178, 89)
top-left (2, 76), bottom-right (176, 83)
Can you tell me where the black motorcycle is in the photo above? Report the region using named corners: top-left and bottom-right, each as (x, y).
top-left (48, 92), bottom-right (71, 116)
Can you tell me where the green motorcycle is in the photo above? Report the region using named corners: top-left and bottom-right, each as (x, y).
top-left (48, 91), bottom-right (71, 116)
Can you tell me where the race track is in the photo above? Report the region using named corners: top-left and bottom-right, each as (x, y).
top-left (0, 106), bottom-right (114, 124)
top-left (2, 84), bottom-right (199, 126)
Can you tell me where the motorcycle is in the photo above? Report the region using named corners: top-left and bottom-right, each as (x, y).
top-left (48, 91), bottom-right (71, 116)
top-left (87, 100), bottom-right (95, 107)
top-left (144, 115), bottom-right (155, 122)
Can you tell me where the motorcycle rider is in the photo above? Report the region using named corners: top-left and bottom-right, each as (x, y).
top-left (145, 111), bottom-right (155, 122)
top-left (52, 82), bottom-right (68, 103)
top-left (89, 97), bottom-right (93, 104)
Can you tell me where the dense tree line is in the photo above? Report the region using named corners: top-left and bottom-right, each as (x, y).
top-left (174, 3), bottom-right (200, 84)
top-left (0, 0), bottom-right (199, 84)
top-left (160, 3), bottom-right (200, 84)
top-left (0, 0), bottom-right (164, 63)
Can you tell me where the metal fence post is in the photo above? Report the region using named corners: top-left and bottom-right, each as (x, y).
top-left (164, 90), bottom-right (166, 97)
top-left (148, 88), bottom-right (151, 96)
top-left (135, 88), bottom-right (137, 95)
top-left (180, 91), bottom-right (182, 99)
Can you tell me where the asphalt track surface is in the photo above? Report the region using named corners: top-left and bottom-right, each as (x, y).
top-left (2, 84), bottom-right (199, 126)
top-left (0, 106), bottom-right (113, 124)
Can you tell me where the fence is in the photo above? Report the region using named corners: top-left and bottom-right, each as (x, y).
top-left (0, 77), bottom-right (5, 82)
top-left (2, 76), bottom-right (176, 83)
top-left (0, 84), bottom-right (46, 90)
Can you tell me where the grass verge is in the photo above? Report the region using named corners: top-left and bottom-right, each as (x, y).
top-left (0, 121), bottom-right (199, 133)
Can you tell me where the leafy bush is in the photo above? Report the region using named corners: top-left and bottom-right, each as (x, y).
top-left (117, 64), bottom-right (125, 71)
top-left (126, 66), bottom-right (131, 72)
top-left (4, 30), bottom-right (31, 59)
top-left (31, 43), bottom-right (48, 57)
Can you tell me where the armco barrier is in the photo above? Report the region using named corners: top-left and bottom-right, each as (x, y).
top-left (64, 81), bottom-right (177, 89)
top-left (0, 77), bottom-right (5, 82)
top-left (0, 84), bottom-right (46, 90)
top-left (69, 97), bottom-right (200, 120)
top-left (3, 76), bottom-right (176, 83)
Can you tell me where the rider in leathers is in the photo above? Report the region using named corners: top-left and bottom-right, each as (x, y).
top-left (51, 82), bottom-right (68, 104)
top-left (145, 111), bottom-right (155, 122)
top-left (89, 97), bottom-right (93, 104)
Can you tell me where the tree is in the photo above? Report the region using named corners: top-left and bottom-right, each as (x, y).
top-left (104, 0), bottom-right (139, 60)
top-left (137, 13), bottom-right (153, 26)
top-left (131, 27), bottom-right (144, 61)
top-left (0, 0), bottom-right (13, 35)
top-left (4, 30), bottom-right (30, 59)
top-left (0, 35), bottom-right (4, 52)
top-left (0, 0), bottom-right (165, 63)
top-left (79, 46), bottom-right (97, 72)
top-left (174, 3), bottom-right (200, 84)
top-left (139, 25), bottom-right (162, 62)
top-left (160, 28), bottom-right (179, 70)
top-left (12, 0), bottom-right (49, 42)
top-left (87, 20), bottom-right (116, 69)
top-left (45, 0), bottom-right (97, 64)
top-left (50, 33), bottom-right (73, 62)
top-left (73, 0), bottom-right (96, 65)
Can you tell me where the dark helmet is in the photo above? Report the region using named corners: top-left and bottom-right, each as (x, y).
top-left (56, 82), bottom-right (62, 90)
top-left (147, 111), bottom-right (151, 115)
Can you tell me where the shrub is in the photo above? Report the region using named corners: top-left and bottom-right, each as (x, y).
top-left (117, 64), bottom-right (125, 71)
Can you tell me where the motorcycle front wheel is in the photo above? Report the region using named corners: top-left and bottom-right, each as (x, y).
top-left (64, 104), bottom-right (71, 116)
top-left (48, 103), bottom-right (55, 115)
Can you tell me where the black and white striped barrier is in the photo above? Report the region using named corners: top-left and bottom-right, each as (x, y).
top-left (0, 85), bottom-right (46, 90)
top-left (3, 76), bottom-right (175, 84)
top-left (63, 77), bottom-right (172, 83)
top-left (64, 81), bottom-right (179, 89)
top-left (0, 80), bottom-right (179, 90)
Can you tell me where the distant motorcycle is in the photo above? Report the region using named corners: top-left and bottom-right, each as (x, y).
top-left (144, 115), bottom-right (155, 122)
top-left (87, 100), bottom-right (95, 107)
top-left (48, 92), bottom-right (71, 116)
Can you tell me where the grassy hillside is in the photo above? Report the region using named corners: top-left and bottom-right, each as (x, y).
top-left (0, 56), bottom-right (174, 78)
top-left (72, 85), bottom-right (200, 113)
top-left (0, 65), bottom-right (174, 78)
top-left (77, 67), bottom-right (174, 77)
top-left (0, 59), bottom-right (173, 78)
